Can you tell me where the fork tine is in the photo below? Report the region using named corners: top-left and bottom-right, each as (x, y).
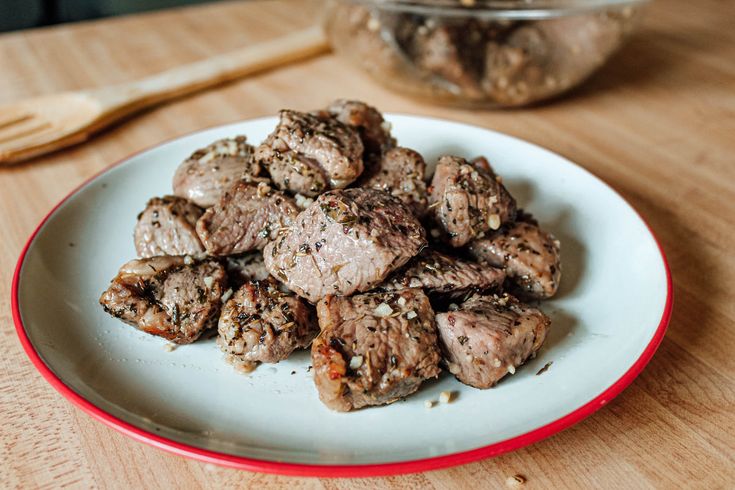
top-left (0, 119), bottom-right (52, 144)
top-left (0, 111), bottom-right (32, 130)
top-left (0, 123), bottom-right (65, 152)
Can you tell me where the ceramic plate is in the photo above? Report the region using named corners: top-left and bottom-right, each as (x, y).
top-left (12, 115), bottom-right (672, 477)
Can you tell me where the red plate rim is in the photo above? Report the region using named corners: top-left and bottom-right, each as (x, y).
top-left (10, 117), bottom-right (673, 478)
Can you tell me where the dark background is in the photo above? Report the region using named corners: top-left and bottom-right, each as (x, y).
top-left (0, 0), bottom-right (219, 32)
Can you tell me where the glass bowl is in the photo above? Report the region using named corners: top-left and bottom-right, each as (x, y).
top-left (324, 0), bottom-right (648, 108)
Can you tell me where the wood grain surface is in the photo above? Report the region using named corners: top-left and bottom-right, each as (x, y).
top-left (1, 0), bottom-right (734, 488)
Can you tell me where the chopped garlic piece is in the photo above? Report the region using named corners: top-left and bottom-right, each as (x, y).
top-left (349, 355), bottom-right (364, 370)
top-left (199, 151), bottom-right (216, 164)
top-left (367, 17), bottom-right (380, 31)
top-left (256, 182), bottom-right (272, 198)
top-left (163, 343), bottom-right (177, 352)
top-left (183, 255), bottom-right (194, 265)
top-left (221, 288), bottom-right (233, 303)
top-left (424, 400), bottom-right (435, 409)
top-left (203, 276), bottom-right (214, 288)
top-left (397, 296), bottom-right (407, 307)
top-left (406, 310), bottom-right (418, 320)
top-left (507, 364), bottom-right (516, 375)
top-left (294, 193), bottom-right (314, 210)
top-left (439, 391), bottom-right (454, 404)
top-left (488, 214), bottom-right (501, 230)
top-left (374, 303), bottom-right (393, 317)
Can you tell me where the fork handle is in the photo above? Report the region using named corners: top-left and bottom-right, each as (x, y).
top-left (90, 25), bottom-right (329, 119)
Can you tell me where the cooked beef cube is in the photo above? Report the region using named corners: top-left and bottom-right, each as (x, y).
top-left (482, 25), bottom-right (548, 105)
top-left (173, 136), bottom-right (263, 208)
top-left (409, 21), bottom-right (488, 99)
top-left (468, 215), bottom-right (561, 299)
top-left (470, 155), bottom-right (492, 173)
top-left (264, 188), bottom-right (426, 302)
top-left (357, 147), bottom-right (428, 217)
top-left (99, 256), bottom-right (228, 344)
top-left (436, 293), bottom-right (550, 389)
top-left (196, 181), bottom-right (299, 256)
top-left (326, 99), bottom-right (395, 157)
top-left (224, 252), bottom-right (271, 289)
top-left (133, 196), bottom-right (205, 258)
top-left (381, 249), bottom-right (505, 300)
top-left (429, 155), bottom-right (516, 247)
top-left (312, 289), bottom-right (441, 411)
top-left (255, 110), bottom-right (364, 197)
top-left (218, 279), bottom-right (318, 369)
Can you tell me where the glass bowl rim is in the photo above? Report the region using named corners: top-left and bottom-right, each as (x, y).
top-left (340, 0), bottom-right (649, 19)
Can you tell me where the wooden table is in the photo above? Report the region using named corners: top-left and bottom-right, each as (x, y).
top-left (1, 0), bottom-right (733, 487)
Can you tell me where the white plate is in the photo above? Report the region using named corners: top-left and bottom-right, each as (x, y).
top-left (12, 115), bottom-right (672, 477)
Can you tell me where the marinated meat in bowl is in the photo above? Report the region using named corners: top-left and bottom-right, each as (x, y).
top-left (324, 0), bottom-right (647, 107)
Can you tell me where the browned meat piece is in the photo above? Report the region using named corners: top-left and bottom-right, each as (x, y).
top-left (482, 17), bottom-right (625, 106)
top-left (264, 188), bottom-right (426, 302)
top-left (428, 155), bottom-right (516, 247)
top-left (254, 110), bottom-right (364, 197)
top-left (218, 279), bottom-right (318, 369)
top-left (468, 215), bottom-right (561, 299)
top-left (483, 26), bottom-right (549, 105)
top-left (357, 147), bottom-right (428, 217)
top-left (380, 249), bottom-right (505, 300)
top-left (326, 99), bottom-right (395, 157)
top-left (224, 252), bottom-right (271, 289)
top-left (436, 293), bottom-right (550, 389)
top-left (470, 155), bottom-right (492, 173)
top-left (312, 289), bottom-right (441, 411)
top-left (133, 196), bottom-right (205, 258)
top-left (409, 21), bottom-right (488, 99)
top-left (99, 256), bottom-right (228, 344)
top-left (172, 136), bottom-right (263, 208)
top-left (196, 181), bottom-right (299, 256)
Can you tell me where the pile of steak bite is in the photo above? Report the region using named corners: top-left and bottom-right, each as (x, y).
top-left (99, 100), bottom-right (561, 412)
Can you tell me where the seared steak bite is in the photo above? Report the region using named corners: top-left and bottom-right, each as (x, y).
top-left (255, 110), bottom-right (365, 197)
top-left (471, 155), bottom-right (493, 173)
top-left (436, 293), bottom-right (550, 389)
top-left (468, 214), bottom-right (561, 299)
top-left (357, 147), bottom-right (429, 217)
top-left (327, 99), bottom-right (395, 157)
top-left (264, 188), bottom-right (427, 302)
top-left (173, 136), bottom-right (262, 208)
top-left (409, 21), bottom-right (489, 100)
top-left (312, 289), bottom-right (442, 411)
top-left (99, 256), bottom-right (228, 344)
top-left (196, 181), bottom-right (299, 256)
top-left (224, 252), bottom-right (271, 289)
top-left (218, 279), bottom-right (318, 369)
top-left (134, 196), bottom-right (205, 258)
top-left (381, 249), bottom-right (505, 300)
top-left (429, 155), bottom-right (516, 247)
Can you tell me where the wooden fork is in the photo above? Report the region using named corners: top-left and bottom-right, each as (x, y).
top-left (0, 26), bottom-right (329, 165)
